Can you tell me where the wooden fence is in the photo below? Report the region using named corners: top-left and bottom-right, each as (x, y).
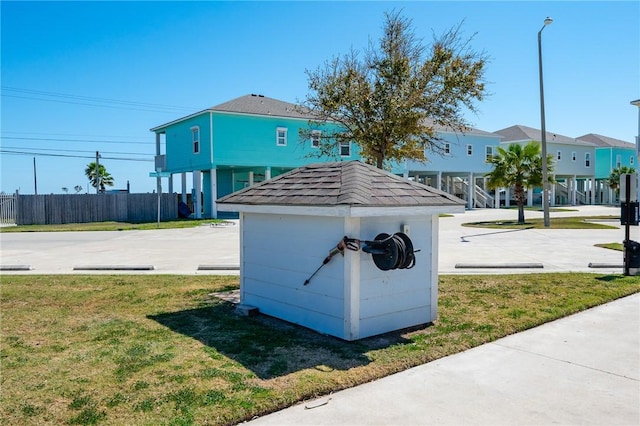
top-left (15, 193), bottom-right (178, 225)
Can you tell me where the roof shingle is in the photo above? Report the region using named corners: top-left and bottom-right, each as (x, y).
top-left (211, 94), bottom-right (314, 119)
top-left (495, 125), bottom-right (594, 146)
top-left (577, 133), bottom-right (635, 148)
top-left (217, 161), bottom-right (465, 208)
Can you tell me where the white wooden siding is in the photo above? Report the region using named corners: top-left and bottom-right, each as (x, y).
top-left (241, 213), bottom-right (347, 337)
top-left (239, 212), bottom-right (437, 340)
top-left (356, 216), bottom-right (434, 338)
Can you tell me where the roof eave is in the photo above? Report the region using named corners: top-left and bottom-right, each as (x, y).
top-left (150, 109), bottom-right (212, 133)
top-left (216, 203), bottom-right (465, 217)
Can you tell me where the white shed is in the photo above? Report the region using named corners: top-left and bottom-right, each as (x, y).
top-left (217, 161), bottom-right (465, 340)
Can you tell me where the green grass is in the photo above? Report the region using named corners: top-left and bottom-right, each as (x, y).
top-left (1, 274), bottom-right (638, 425)
top-left (503, 206), bottom-right (578, 212)
top-left (463, 216), bottom-right (619, 230)
top-left (595, 242), bottom-right (624, 251)
top-left (0, 219), bottom-right (229, 232)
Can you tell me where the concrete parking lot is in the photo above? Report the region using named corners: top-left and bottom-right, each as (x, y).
top-left (0, 205), bottom-right (633, 275)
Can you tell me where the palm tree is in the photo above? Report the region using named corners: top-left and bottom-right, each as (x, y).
top-left (85, 162), bottom-right (114, 192)
top-left (606, 166), bottom-right (636, 195)
top-left (485, 142), bottom-right (555, 224)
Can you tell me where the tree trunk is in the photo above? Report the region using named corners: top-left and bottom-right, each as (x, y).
top-left (517, 202), bottom-right (525, 224)
top-left (514, 183), bottom-right (526, 224)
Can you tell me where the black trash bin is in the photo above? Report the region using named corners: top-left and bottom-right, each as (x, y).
top-left (624, 240), bottom-right (640, 276)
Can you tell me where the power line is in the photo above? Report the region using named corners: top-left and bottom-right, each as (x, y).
top-left (0, 136), bottom-right (156, 145)
top-left (0, 149), bottom-right (153, 162)
top-left (2, 130), bottom-right (151, 141)
top-left (1, 86), bottom-right (199, 113)
top-left (1, 146), bottom-right (152, 156)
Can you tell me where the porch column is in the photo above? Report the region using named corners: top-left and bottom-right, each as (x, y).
top-left (436, 171), bottom-right (442, 191)
top-left (571, 175), bottom-right (577, 205)
top-left (249, 171), bottom-right (254, 187)
top-left (505, 187), bottom-right (510, 207)
top-left (265, 166), bottom-right (272, 180)
top-left (209, 168), bottom-right (217, 219)
top-left (494, 188), bottom-right (500, 208)
top-left (181, 173), bottom-right (187, 203)
top-left (527, 188), bottom-right (533, 207)
top-left (193, 171), bottom-right (202, 219)
top-left (168, 174), bottom-right (173, 194)
top-left (550, 175), bottom-right (556, 206)
top-left (590, 178), bottom-right (596, 205)
top-left (467, 172), bottom-right (474, 209)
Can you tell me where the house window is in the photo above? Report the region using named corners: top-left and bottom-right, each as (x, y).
top-left (631, 156), bottom-right (635, 166)
top-left (444, 143), bottom-right (451, 155)
top-left (276, 127), bottom-right (287, 146)
top-left (616, 154), bottom-right (622, 168)
top-left (557, 151), bottom-right (562, 161)
top-left (572, 151), bottom-right (577, 161)
top-left (311, 130), bottom-right (321, 148)
top-left (585, 152), bottom-right (591, 168)
top-left (191, 127), bottom-right (200, 154)
top-left (485, 146), bottom-right (493, 162)
top-left (340, 141), bottom-right (351, 157)
top-left (466, 144), bottom-right (473, 156)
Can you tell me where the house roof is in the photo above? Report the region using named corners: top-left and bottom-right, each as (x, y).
top-left (210, 94), bottom-right (315, 119)
top-left (151, 94), bottom-right (316, 132)
top-left (422, 118), bottom-right (502, 138)
top-left (576, 133), bottom-right (635, 149)
top-left (217, 161), bottom-right (465, 209)
top-left (494, 125), bottom-right (594, 146)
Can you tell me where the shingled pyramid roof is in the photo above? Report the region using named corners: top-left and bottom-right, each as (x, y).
top-left (577, 133), bottom-right (635, 148)
top-left (211, 94), bottom-right (314, 119)
top-left (494, 125), bottom-right (593, 146)
top-left (217, 161), bottom-right (464, 213)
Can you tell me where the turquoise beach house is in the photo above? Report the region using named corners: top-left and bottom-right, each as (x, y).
top-left (150, 94), bottom-right (357, 218)
top-left (578, 133), bottom-right (637, 203)
top-left (151, 94), bottom-right (638, 218)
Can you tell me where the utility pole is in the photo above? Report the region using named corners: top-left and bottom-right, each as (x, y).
top-left (33, 157), bottom-right (38, 195)
top-left (95, 151), bottom-right (100, 194)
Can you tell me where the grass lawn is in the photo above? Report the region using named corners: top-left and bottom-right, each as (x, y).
top-left (595, 242), bottom-right (624, 251)
top-left (0, 219), bottom-right (226, 233)
top-left (463, 216), bottom-right (620, 230)
top-left (2, 274), bottom-right (638, 425)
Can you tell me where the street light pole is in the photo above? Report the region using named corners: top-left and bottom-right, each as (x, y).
top-left (631, 99), bottom-right (640, 204)
top-left (538, 16), bottom-right (553, 227)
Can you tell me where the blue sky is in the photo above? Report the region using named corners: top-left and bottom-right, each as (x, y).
top-left (2, 1), bottom-right (639, 195)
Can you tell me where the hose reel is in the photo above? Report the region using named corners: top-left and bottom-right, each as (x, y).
top-left (361, 232), bottom-right (417, 271)
top-left (303, 233), bottom-right (419, 285)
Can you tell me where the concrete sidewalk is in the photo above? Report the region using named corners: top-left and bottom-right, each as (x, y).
top-left (247, 293), bottom-right (640, 425)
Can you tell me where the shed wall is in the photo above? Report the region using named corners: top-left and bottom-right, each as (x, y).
top-left (358, 216), bottom-right (435, 338)
top-left (241, 213), bottom-right (348, 337)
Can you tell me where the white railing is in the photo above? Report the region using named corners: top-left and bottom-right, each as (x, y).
top-left (450, 178), bottom-right (494, 208)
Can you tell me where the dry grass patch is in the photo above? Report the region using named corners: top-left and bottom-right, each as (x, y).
top-left (2, 274), bottom-right (638, 425)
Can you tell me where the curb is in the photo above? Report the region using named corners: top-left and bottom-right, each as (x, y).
top-left (73, 265), bottom-right (155, 271)
top-left (198, 265), bottom-right (240, 271)
top-left (0, 265), bottom-right (32, 271)
top-left (588, 263), bottom-right (623, 269)
top-left (455, 263), bottom-right (544, 269)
